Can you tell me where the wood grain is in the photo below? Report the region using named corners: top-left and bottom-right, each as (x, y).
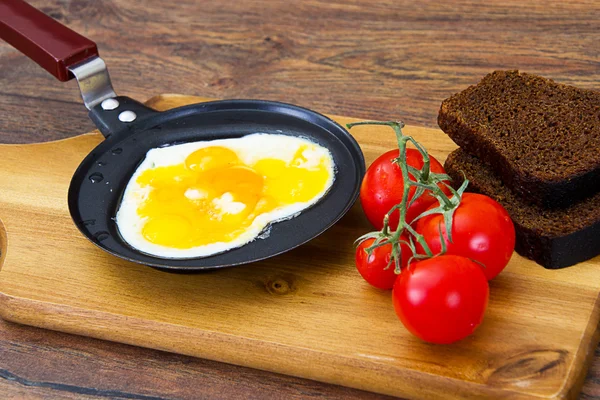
top-left (1, 94), bottom-right (600, 399)
top-left (1, 0), bottom-right (600, 399)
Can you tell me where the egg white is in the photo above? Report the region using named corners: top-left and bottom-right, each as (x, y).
top-left (116, 133), bottom-right (336, 259)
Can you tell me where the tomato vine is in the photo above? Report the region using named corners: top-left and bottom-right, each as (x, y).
top-left (346, 120), bottom-right (469, 272)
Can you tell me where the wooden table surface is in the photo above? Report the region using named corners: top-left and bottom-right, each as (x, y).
top-left (1, 0), bottom-right (599, 398)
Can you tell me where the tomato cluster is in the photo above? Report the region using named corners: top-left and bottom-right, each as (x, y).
top-left (350, 122), bottom-right (515, 345)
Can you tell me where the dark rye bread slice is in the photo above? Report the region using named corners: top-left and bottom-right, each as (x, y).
top-left (444, 149), bottom-right (600, 269)
top-left (438, 70), bottom-right (600, 208)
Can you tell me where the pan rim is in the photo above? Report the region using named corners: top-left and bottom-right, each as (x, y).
top-left (68, 98), bottom-right (365, 271)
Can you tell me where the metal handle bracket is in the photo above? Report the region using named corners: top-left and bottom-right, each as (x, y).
top-left (68, 57), bottom-right (117, 110)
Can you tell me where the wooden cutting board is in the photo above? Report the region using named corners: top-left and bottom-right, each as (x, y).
top-left (1, 94), bottom-right (599, 400)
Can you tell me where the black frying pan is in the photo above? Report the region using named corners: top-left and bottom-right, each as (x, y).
top-left (0, 0), bottom-right (365, 271)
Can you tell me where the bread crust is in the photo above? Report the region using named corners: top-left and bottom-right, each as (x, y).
top-left (444, 149), bottom-right (600, 269)
top-left (438, 70), bottom-right (600, 208)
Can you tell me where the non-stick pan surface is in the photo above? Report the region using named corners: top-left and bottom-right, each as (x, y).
top-left (68, 98), bottom-right (365, 271)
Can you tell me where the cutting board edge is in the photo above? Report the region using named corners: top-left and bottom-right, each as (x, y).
top-left (0, 289), bottom-right (567, 400)
top-left (144, 94), bottom-right (444, 135)
top-left (563, 292), bottom-right (600, 400)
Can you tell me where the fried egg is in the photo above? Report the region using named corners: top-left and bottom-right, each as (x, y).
top-left (116, 133), bottom-right (335, 258)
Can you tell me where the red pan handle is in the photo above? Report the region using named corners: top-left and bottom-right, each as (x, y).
top-left (0, 0), bottom-right (98, 81)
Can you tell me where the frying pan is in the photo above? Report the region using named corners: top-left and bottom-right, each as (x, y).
top-left (0, 0), bottom-right (365, 271)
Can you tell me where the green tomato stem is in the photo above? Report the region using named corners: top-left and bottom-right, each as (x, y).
top-left (347, 120), bottom-right (463, 270)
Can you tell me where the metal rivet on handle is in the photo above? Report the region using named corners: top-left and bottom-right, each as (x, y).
top-left (101, 98), bottom-right (119, 110)
top-left (118, 111), bottom-right (137, 123)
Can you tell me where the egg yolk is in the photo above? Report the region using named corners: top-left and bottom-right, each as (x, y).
top-left (135, 145), bottom-right (332, 249)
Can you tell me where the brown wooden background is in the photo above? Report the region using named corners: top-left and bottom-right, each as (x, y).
top-left (1, 0), bottom-right (599, 398)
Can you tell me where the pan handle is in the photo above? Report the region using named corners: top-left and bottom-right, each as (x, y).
top-left (0, 0), bottom-right (98, 81)
top-left (0, 0), bottom-right (117, 109)
top-left (1, 0), bottom-right (157, 138)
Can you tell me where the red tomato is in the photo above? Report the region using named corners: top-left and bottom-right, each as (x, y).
top-left (355, 237), bottom-right (412, 290)
top-left (392, 255), bottom-right (489, 344)
top-left (414, 193), bottom-right (515, 280)
top-left (360, 149), bottom-right (448, 230)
